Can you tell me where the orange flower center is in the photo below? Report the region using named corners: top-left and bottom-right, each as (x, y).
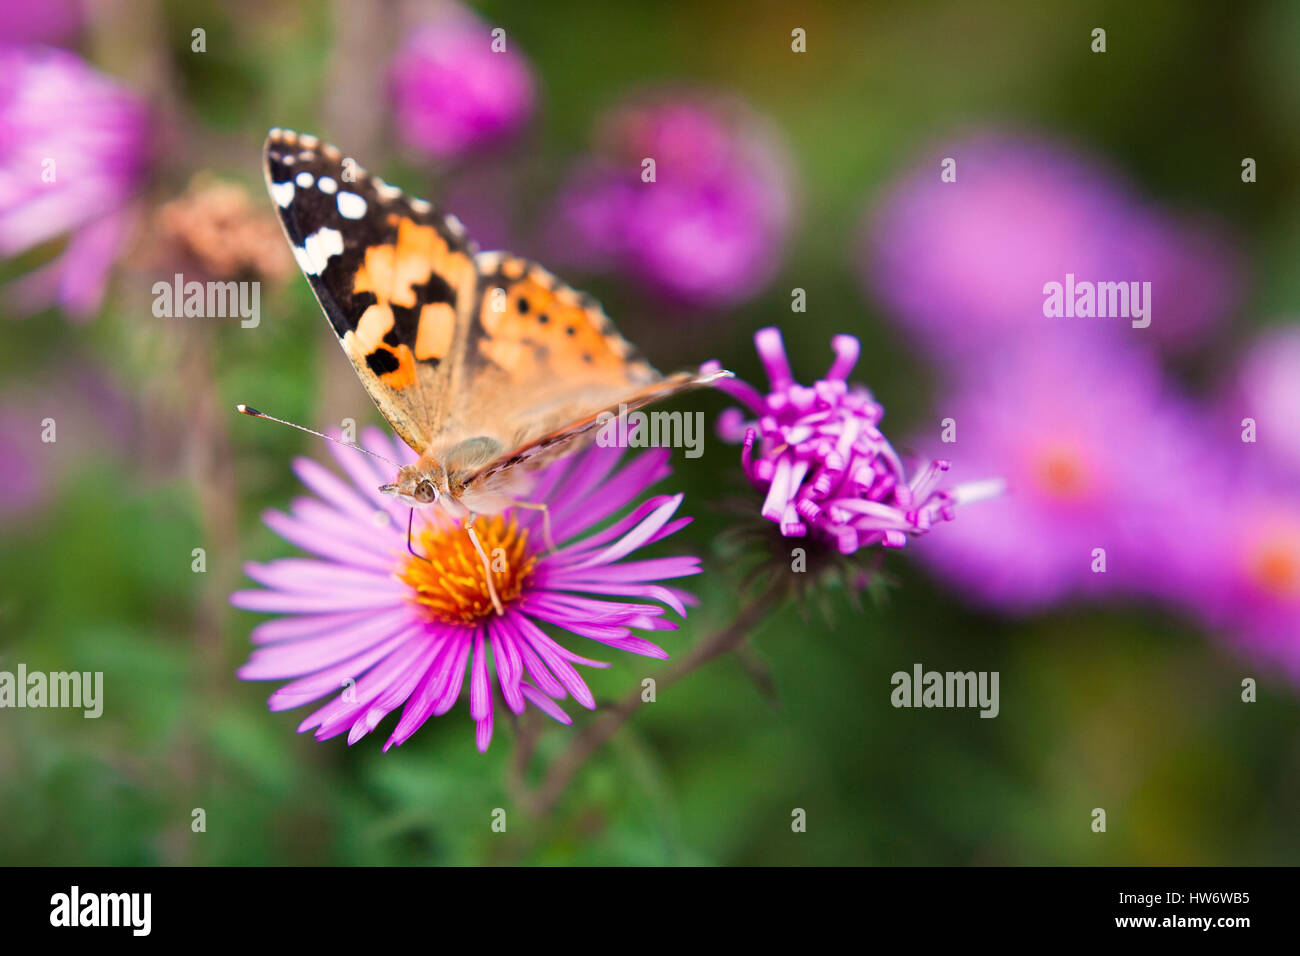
top-left (1033, 443), bottom-right (1090, 500)
top-left (1249, 537), bottom-right (1300, 599)
top-left (397, 513), bottom-right (537, 624)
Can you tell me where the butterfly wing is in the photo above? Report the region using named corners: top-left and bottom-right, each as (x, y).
top-left (265, 129), bottom-right (727, 491)
top-left (450, 252), bottom-right (728, 495)
top-left (461, 367), bottom-right (729, 502)
top-left (263, 128), bottom-right (479, 454)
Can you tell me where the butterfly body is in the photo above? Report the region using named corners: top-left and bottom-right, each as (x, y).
top-left (261, 128), bottom-right (727, 519)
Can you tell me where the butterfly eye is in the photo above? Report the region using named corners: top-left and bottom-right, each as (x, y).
top-left (413, 481), bottom-right (437, 504)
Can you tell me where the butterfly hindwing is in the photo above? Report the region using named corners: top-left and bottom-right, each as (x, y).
top-left (443, 251), bottom-right (671, 453)
top-left (263, 128), bottom-right (480, 454)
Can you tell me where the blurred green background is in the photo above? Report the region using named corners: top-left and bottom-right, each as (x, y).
top-left (2, 0), bottom-right (1298, 865)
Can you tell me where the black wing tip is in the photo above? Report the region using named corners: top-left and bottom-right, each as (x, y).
top-left (264, 127), bottom-right (344, 164)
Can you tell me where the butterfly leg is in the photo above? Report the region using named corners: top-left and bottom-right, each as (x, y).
top-left (406, 508), bottom-right (431, 563)
top-left (463, 514), bottom-right (505, 616)
top-left (512, 500), bottom-right (557, 554)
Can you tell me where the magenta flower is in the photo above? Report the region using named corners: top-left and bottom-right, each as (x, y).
top-left (232, 428), bottom-right (700, 753)
top-left (0, 0), bottom-right (82, 46)
top-left (909, 339), bottom-right (1204, 612)
top-left (1176, 482), bottom-right (1300, 682)
top-left (389, 5), bottom-right (535, 161)
top-left (550, 92), bottom-right (793, 310)
top-left (859, 129), bottom-right (1240, 360)
top-left (0, 45), bottom-right (149, 319)
top-left (1223, 324), bottom-right (1300, 479)
top-left (705, 327), bottom-right (1000, 555)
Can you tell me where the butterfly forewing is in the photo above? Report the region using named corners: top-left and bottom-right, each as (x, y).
top-left (264, 129), bottom-right (726, 503)
top-left (263, 128), bottom-right (479, 454)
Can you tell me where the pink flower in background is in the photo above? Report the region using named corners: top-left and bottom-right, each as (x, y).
top-left (551, 92), bottom-right (793, 310)
top-left (0, 407), bottom-right (45, 519)
top-left (860, 129), bottom-right (1240, 360)
top-left (1223, 324), bottom-right (1300, 478)
top-left (389, 5), bottom-right (535, 161)
top-left (0, 363), bottom-right (134, 522)
top-left (910, 339), bottom-right (1204, 612)
top-left (706, 327), bottom-right (1000, 555)
top-left (1151, 450), bottom-right (1300, 682)
top-left (1193, 490), bottom-right (1300, 682)
top-left (0, 0), bottom-right (81, 46)
top-left (233, 429), bottom-right (699, 753)
top-left (0, 45), bottom-right (149, 319)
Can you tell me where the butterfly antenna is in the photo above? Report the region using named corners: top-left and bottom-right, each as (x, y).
top-left (235, 405), bottom-right (401, 466)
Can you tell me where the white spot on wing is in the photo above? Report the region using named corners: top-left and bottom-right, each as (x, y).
top-left (337, 192), bottom-right (367, 220)
top-left (270, 180), bottom-right (295, 208)
top-left (372, 178), bottom-right (402, 201)
top-left (295, 171), bottom-right (314, 188)
top-left (299, 227), bottom-right (344, 275)
top-left (317, 176), bottom-right (337, 194)
top-left (292, 246), bottom-right (314, 275)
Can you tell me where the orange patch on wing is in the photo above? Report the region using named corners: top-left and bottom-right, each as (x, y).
top-left (377, 344), bottom-right (418, 389)
top-left (352, 218), bottom-right (473, 309)
top-left (478, 336), bottom-right (537, 379)
top-left (415, 302), bottom-right (455, 360)
top-left (476, 276), bottom-right (635, 382)
top-left (355, 303), bottom-right (395, 351)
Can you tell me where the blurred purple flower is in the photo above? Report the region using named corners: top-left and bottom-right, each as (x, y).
top-left (911, 339), bottom-right (1204, 612)
top-left (705, 327), bottom-right (1000, 555)
top-left (0, 407), bottom-right (46, 519)
top-left (0, 45), bottom-right (149, 319)
top-left (551, 92), bottom-right (793, 310)
top-left (0, 362), bottom-right (134, 522)
top-left (1178, 484), bottom-right (1300, 682)
top-left (233, 429), bottom-right (699, 753)
top-left (860, 129), bottom-right (1240, 360)
top-left (0, 0), bottom-right (81, 46)
top-left (389, 6), bottom-right (535, 161)
top-left (1223, 324), bottom-right (1300, 478)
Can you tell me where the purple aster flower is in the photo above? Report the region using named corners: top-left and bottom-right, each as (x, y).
top-left (0, 0), bottom-right (82, 46)
top-left (549, 91), bottom-right (793, 310)
top-left (859, 128), bottom-right (1240, 360)
top-left (0, 361), bottom-right (134, 522)
top-left (1177, 483), bottom-right (1300, 682)
top-left (389, 4), bottom-right (535, 161)
top-left (0, 45), bottom-right (149, 319)
top-left (232, 428), bottom-right (700, 753)
top-left (909, 338), bottom-right (1205, 612)
top-left (0, 405), bottom-right (46, 520)
top-left (1222, 324), bottom-right (1300, 479)
top-left (704, 327), bottom-right (1000, 556)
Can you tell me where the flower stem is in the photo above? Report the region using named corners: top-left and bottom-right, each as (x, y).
top-left (521, 590), bottom-right (781, 816)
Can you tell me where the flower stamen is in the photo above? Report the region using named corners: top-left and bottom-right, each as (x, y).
top-left (397, 513), bottom-right (537, 624)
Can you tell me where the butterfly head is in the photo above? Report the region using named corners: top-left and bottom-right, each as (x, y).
top-left (380, 461), bottom-right (450, 509)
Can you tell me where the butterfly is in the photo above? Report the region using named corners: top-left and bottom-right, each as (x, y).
top-left (250, 129), bottom-right (726, 599)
